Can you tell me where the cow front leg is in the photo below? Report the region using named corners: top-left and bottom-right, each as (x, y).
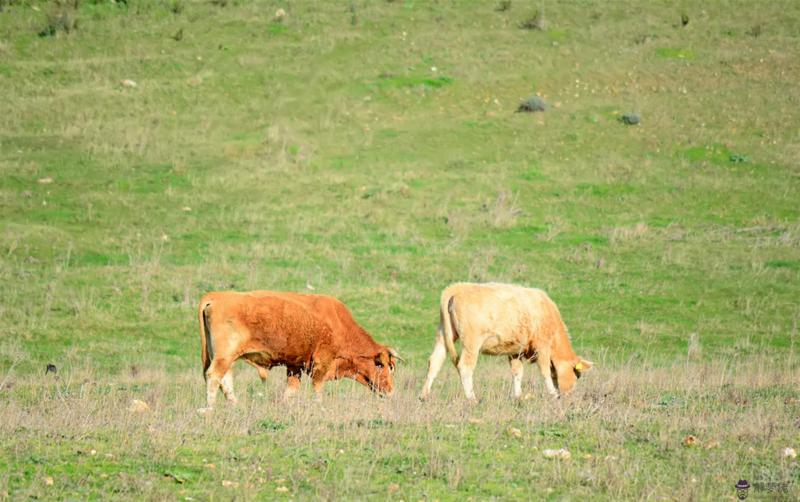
top-left (283, 366), bottom-right (302, 400)
top-left (420, 327), bottom-right (448, 401)
top-left (457, 349), bottom-right (479, 401)
top-left (310, 365), bottom-right (331, 401)
top-left (536, 348), bottom-right (559, 398)
top-left (253, 364), bottom-right (270, 384)
top-left (255, 365), bottom-right (270, 397)
top-left (509, 356), bottom-right (524, 399)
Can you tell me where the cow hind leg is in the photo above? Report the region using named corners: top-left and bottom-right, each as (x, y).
top-left (456, 348), bottom-right (480, 401)
top-left (220, 370), bottom-right (238, 405)
top-left (200, 357), bottom-right (234, 413)
top-left (509, 357), bottom-right (524, 399)
top-left (419, 326), bottom-right (448, 401)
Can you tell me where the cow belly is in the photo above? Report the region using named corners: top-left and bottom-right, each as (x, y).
top-left (479, 335), bottom-right (525, 355)
top-left (243, 352), bottom-right (273, 368)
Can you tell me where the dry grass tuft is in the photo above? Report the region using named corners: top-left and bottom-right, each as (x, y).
top-left (610, 222), bottom-right (649, 244)
top-left (485, 191), bottom-right (522, 228)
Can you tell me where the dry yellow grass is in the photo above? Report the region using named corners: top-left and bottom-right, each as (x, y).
top-left (1, 355), bottom-right (797, 500)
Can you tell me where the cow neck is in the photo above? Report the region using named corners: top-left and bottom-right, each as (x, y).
top-left (339, 325), bottom-right (382, 359)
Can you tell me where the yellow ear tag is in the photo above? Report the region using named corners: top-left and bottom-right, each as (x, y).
top-left (575, 362), bottom-right (583, 371)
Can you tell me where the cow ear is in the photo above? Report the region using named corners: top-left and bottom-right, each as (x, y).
top-left (575, 358), bottom-right (594, 373)
top-left (375, 351), bottom-right (390, 367)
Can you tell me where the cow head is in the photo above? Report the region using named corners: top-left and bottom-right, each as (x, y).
top-left (552, 356), bottom-right (593, 395)
top-left (355, 347), bottom-right (401, 396)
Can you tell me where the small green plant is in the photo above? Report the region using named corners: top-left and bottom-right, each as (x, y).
top-left (519, 8), bottom-right (545, 30)
top-left (495, 0), bottom-right (512, 12)
top-left (254, 419), bottom-right (287, 432)
top-left (38, 2), bottom-right (79, 38)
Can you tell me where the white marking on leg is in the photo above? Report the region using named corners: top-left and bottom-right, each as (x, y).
top-left (457, 351), bottom-right (478, 401)
top-left (220, 371), bottom-right (237, 405)
top-left (460, 367), bottom-right (476, 401)
top-left (509, 358), bottom-right (524, 399)
top-left (537, 351), bottom-right (559, 398)
top-left (420, 332), bottom-right (447, 400)
top-left (205, 372), bottom-right (220, 409)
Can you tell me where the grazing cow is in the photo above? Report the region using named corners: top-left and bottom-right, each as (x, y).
top-left (198, 291), bottom-right (401, 411)
top-left (419, 282), bottom-right (593, 401)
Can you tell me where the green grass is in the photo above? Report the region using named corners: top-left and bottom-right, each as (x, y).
top-left (1, 0), bottom-right (799, 499)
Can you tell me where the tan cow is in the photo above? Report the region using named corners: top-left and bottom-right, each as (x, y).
top-left (419, 282), bottom-right (593, 401)
top-left (198, 290), bottom-right (401, 412)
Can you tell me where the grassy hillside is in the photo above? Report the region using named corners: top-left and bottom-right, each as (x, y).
top-left (1, 0), bottom-right (799, 499)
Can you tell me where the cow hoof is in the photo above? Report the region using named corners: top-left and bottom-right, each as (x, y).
top-left (197, 407), bottom-right (213, 415)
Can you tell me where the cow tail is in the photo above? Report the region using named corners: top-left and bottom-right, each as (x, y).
top-left (199, 299), bottom-right (214, 381)
top-left (441, 293), bottom-right (459, 366)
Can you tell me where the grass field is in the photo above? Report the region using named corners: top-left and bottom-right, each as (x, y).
top-left (1, 0), bottom-right (799, 499)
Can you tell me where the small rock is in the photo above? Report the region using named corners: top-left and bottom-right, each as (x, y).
top-left (305, 282), bottom-right (315, 291)
top-left (181, 206), bottom-right (192, 212)
top-left (121, 79), bottom-right (138, 88)
top-left (621, 113), bottom-right (640, 125)
top-left (128, 399), bottom-right (150, 413)
top-left (387, 483), bottom-right (400, 494)
top-left (221, 480), bottom-right (238, 488)
top-left (43, 476), bottom-right (54, 486)
top-left (275, 486), bottom-right (289, 493)
top-left (467, 417), bottom-right (484, 424)
top-left (783, 447), bottom-right (797, 459)
top-left (507, 426), bottom-right (523, 438)
top-left (274, 8), bottom-right (287, 22)
top-left (543, 448), bottom-right (571, 460)
top-left (38, 177), bottom-right (54, 184)
top-left (516, 95), bottom-right (547, 113)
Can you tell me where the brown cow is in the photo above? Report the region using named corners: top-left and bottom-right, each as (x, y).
top-left (198, 291), bottom-right (400, 412)
top-left (419, 282), bottom-right (593, 401)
